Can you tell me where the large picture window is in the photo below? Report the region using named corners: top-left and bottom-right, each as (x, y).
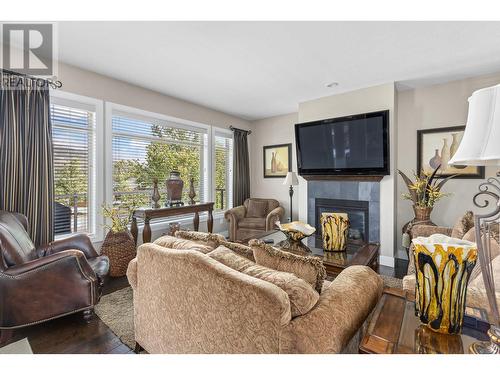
top-left (111, 111), bottom-right (209, 211)
top-left (51, 97), bottom-right (98, 237)
top-left (214, 131), bottom-right (233, 211)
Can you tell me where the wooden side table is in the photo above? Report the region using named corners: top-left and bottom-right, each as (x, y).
top-left (359, 288), bottom-right (490, 354)
top-left (131, 202), bottom-right (214, 244)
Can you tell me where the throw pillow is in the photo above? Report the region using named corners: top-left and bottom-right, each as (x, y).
top-left (218, 240), bottom-right (255, 262)
top-left (174, 230), bottom-right (225, 249)
top-left (153, 235), bottom-right (213, 254)
top-left (451, 211), bottom-right (475, 239)
top-left (249, 239), bottom-right (326, 293)
top-left (208, 246), bottom-right (319, 317)
top-left (247, 200), bottom-right (268, 218)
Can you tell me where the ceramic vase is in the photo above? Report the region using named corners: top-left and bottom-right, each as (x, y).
top-left (151, 178), bottom-right (161, 208)
top-left (320, 213), bottom-right (350, 251)
top-left (188, 177), bottom-right (196, 205)
top-left (429, 149), bottom-right (442, 169)
top-left (440, 138), bottom-right (450, 170)
top-left (412, 234), bottom-right (477, 334)
top-left (166, 171), bottom-right (184, 205)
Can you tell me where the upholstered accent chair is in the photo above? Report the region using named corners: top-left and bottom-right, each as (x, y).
top-left (0, 211), bottom-right (109, 342)
top-left (224, 198), bottom-right (284, 241)
top-left (127, 242), bottom-right (383, 354)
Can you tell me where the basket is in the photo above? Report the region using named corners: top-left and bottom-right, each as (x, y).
top-left (101, 230), bottom-right (137, 277)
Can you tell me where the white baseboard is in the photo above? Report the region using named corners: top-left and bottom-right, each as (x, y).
top-left (380, 255), bottom-right (394, 267)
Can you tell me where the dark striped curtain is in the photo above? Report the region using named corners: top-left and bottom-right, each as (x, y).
top-left (0, 72), bottom-right (54, 246)
top-left (232, 128), bottom-right (250, 206)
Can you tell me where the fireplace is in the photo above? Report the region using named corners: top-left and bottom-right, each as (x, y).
top-left (315, 198), bottom-right (370, 242)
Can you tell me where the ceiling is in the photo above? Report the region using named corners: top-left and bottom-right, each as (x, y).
top-left (57, 21), bottom-right (500, 120)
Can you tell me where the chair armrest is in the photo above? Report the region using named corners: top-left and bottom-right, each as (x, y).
top-left (224, 205), bottom-right (246, 222)
top-left (37, 234), bottom-right (99, 259)
top-left (0, 250), bottom-right (98, 328)
top-left (224, 206), bottom-right (246, 241)
top-left (266, 207), bottom-right (284, 230)
top-left (127, 257), bottom-right (138, 290)
top-left (281, 266), bottom-right (383, 354)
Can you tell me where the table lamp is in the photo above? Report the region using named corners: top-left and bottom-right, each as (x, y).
top-left (449, 83), bottom-right (500, 354)
top-left (283, 172), bottom-right (298, 222)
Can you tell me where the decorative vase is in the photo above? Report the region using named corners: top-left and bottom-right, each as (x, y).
top-left (320, 213), bottom-right (350, 251)
top-left (101, 230), bottom-right (137, 277)
top-left (429, 149), bottom-right (442, 169)
top-left (412, 234), bottom-right (477, 334)
top-left (188, 176), bottom-right (196, 205)
top-left (166, 171), bottom-right (184, 206)
top-left (151, 178), bottom-right (161, 208)
top-left (440, 138), bottom-right (450, 170)
top-left (275, 221), bottom-right (315, 253)
top-left (449, 133), bottom-right (467, 169)
top-left (402, 205), bottom-right (436, 237)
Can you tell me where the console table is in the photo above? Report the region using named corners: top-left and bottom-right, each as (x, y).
top-left (131, 202), bottom-right (214, 244)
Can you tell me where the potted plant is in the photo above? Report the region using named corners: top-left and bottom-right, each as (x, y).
top-left (398, 165), bottom-right (455, 234)
top-left (101, 203), bottom-right (137, 277)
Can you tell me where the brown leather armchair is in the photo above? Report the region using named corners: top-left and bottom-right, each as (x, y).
top-left (0, 210), bottom-right (109, 341)
top-left (224, 198), bottom-right (284, 241)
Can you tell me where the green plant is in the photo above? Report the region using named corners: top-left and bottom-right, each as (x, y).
top-left (102, 195), bottom-right (142, 233)
top-left (398, 165), bottom-right (456, 208)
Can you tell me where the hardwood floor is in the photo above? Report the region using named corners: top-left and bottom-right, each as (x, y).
top-left (1, 276), bottom-right (134, 354)
top-left (1, 259), bottom-right (409, 354)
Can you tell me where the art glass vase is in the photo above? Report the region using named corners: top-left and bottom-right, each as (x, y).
top-left (412, 234), bottom-right (477, 334)
top-left (320, 213), bottom-right (350, 251)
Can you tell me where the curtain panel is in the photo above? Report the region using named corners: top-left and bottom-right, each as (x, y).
top-left (232, 128), bottom-right (250, 207)
top-left (0, 72), bottom-right (54, 246)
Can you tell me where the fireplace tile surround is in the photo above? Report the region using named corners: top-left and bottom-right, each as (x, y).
top-left (307, 180), bottom-right (380, 243)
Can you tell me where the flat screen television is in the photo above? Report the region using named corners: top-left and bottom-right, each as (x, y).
top-left (295, 110), bottom-right (389, 176)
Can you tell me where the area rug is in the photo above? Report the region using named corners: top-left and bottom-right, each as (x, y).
top-left (96, 274), bottom-right (404, 350)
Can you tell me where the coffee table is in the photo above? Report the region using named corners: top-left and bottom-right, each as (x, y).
top-left (245, 230), bottom-right (380, 278)
top-left (359, 288), bottom-right (490, 354)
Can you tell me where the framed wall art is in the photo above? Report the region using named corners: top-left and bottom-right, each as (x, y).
top-left (263, 143), bottom-right (292, 178)
top-left (417, 126), bottom-right (485, 179)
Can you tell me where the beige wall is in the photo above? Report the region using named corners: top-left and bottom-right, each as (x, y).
top-left (396, 72), bottom-right (500, 257)
top-left (58, 63), bottom-right (252, 131)
top-left (250, 113), bottom-right (299, 221)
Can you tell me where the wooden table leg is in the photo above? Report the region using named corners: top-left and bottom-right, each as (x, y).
top-left (142, 218), bottom-right (152, 243)
top-left (131, 217), bottom-right (138, 245)
top-left (193, 212), bottom-right (199, 231)
top-left (207, 209), bottom-right (213, 233)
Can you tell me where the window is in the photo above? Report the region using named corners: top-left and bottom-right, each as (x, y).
top-left (51, 97), bottom-right (97, 237)
top-left (111, 111), bottom-right (209, 211)
top-left (214, 131), bottom-right (233, 211)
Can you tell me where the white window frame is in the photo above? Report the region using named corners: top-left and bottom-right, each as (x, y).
top-left (105, 103), bottom-right (232, 233)
top-left (212, 127), bottom-right (234, 212)
top-left (50, 90), bottom-right (105, 242)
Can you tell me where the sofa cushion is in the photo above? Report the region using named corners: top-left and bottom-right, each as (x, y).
top-left (247, 200), bottom-right (268, 218)
top-left (218, 240), bottom-right (255, 261)
top-left (154, 235), bottom-right (213, 254)
top-left (174, 230), bottom-right (225, 249)
top-left (238, 218), bottom-right (266, 230)
top-left (249, 239), bottom-right (326, 293)
top-left (451, 211), bottom-right (475, 240)
top-left (208, 246), bottom-right (319, 318)
top-left (462, 227), bottom-right (500, 282)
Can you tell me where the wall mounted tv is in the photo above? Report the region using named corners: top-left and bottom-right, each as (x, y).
top-left (295, 110), bottom-right (389, 177)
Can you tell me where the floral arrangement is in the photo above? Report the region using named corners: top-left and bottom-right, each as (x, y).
top-left (102, 196), bottom-right (142, 233)
top-left (398, 166), bottom-right (455, 208)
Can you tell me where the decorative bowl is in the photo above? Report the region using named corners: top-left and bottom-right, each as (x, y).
top-left (276, 221), bottom-right (316, 241)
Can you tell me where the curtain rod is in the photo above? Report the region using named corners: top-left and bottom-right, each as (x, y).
top-left (1, 68), bottom-right (62, 89)
top-left (229, 125), bottom-right (252, 135)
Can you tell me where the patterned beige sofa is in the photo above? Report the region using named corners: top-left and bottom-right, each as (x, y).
top-left (127, 237), bottom-right (383, 354)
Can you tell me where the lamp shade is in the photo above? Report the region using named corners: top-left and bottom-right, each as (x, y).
top-left (449, 84), bottom-right (500, 166)
top-left (283, 171), bottom-right (299, 186)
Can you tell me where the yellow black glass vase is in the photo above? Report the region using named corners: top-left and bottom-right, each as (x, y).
top-left (412, 234), bottom-right (477, 334)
